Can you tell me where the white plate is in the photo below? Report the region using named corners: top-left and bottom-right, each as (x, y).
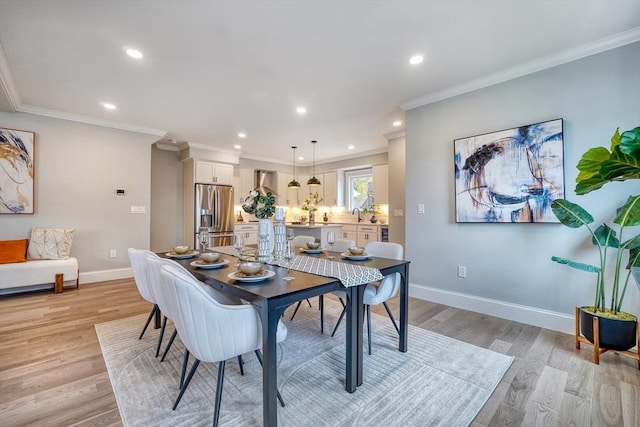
top-left (300, 248), bottom-right (324, 254)
top-left (166, 250), bottom-right (199, 259)
top-left (227, 269), bottom-right (275, 282)
top-left (190, 259), bottom-right (229, 269)
top-left (341, 252), bottom-right (370, 261)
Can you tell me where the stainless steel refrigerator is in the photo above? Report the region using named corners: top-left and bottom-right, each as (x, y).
top-left (194, 183), bottom-right (235, 248)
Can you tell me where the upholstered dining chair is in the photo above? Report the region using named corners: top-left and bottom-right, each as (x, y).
top-left (128, 248), bottom-right (164, 347)
top-left (330, 238), bottom-right (356, 254)
top-left (288, 235), bottom-right (317, 318)
top-left (330, 242), bottom-right (404, 355)
top-left (146, 255), bottom-right (246, 390)
top-left (160, 264), bottom-right (287, 425)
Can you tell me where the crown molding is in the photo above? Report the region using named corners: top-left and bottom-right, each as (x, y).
top-left (384, 130), bottom-right (405, 141)
top-left (401, 27), bottom-right (640, 111)
top-left (15, 104), bottom-right (167, 137)
top-left (0, 41), bottom-right (20, 111)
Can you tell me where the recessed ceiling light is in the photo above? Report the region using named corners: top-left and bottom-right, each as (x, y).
top-left (296, 106), bottom-right (307, 115)
top-left (100, 102), bottom-right (116, 110)
top-left (234, 144), bottom-right (242, 150)
top-left (348, 145), bottom-right (355, 150)
top-left (298, 156), bottom-right (304, 161)
top-left (393, 121), bottom-right (402, 127)
top-left (125, 48), bottom-right (143, 59)
top-left (409, 54), bottom-right (423, 65)
top-left (238, 132), bottom-right (247, 138)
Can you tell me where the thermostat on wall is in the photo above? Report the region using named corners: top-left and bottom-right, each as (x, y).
top-left (116, 189), bottom-right (125, 195)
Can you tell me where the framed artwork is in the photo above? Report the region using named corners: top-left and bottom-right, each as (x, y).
top-left (0, 128), bottom-right (35, 214)
top-left (454, 118), bottom-right (564, 223)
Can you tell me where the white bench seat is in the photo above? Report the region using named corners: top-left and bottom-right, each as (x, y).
top-left (0, 258), bottom-right (79, 295)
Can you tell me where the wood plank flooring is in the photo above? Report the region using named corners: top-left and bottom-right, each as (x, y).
top-left (1, 279), bottom-right (638, 426)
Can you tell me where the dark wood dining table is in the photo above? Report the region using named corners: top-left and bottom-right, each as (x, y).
top-left (167, 248), bottom-right (410, 427)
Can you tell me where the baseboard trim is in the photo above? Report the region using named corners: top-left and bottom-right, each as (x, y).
top-left (80, 268), bottom-right (133, 284)
top-left (409, 284), bottom-right (574, 335)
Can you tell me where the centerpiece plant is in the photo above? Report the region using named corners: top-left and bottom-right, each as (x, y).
top-left (551, 126), bottom-right (639, 351)
top-left (242, 188), bottom-right (275, 219)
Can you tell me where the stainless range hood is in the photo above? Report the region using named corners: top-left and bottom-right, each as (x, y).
top-left (255, 170), bottom-right (279, 196)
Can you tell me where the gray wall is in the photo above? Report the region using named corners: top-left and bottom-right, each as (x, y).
top-left (388, 136), bottom-right (405, 248)
top-left (405, 42), bottom-right (640, 318)
top-left (0, 112), bottom-right (156, 278)
top-left (150, 145), bottom-right (183, 252)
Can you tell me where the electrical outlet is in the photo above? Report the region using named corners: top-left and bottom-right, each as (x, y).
top-left (110, 249), bottom-right (117, 258)
top-left (131, 206), bottom-right (146, 214)
top-left (457, 265), bottom-right (466, 278)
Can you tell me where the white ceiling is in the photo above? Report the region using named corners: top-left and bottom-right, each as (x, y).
top-left (1, 0), bottom-right (639, 165)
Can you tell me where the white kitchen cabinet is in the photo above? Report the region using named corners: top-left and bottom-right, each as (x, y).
top-left (341, 224), bottom-right (357, 244)
top-left (237, 168), bottom-right (254, 204)
top-left (234, 223), bottom-right (258, 245)
top-left (277, 172), bottom-right (297, 205)
top-left (194, 159), bottom-right (234, 185)
top-left (296, 174), bottom-right (310, 206)
top-left (322, 171), bottom-right (338, 206)
top-left (373, 164), bottom-right (389, 205)
top-left (356, 224), bottom-right (380, 247)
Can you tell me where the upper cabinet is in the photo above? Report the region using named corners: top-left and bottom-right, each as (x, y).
top-left (194, 159), bottom-right (234, 185)
top-left (373, 164), bottom-right (388, 205)
top-left (234, 168), bottom-right (254, 203)
top-left (321, 171), bottom-right (337, 206)
top-left (277, 172), bottom-right (299, 206)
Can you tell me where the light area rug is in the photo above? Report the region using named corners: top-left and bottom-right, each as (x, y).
top-left (95, 299), bottom-right (513, 426)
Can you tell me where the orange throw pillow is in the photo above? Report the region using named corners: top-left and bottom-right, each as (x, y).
top-left (0, 239), bottom-right (29, 264)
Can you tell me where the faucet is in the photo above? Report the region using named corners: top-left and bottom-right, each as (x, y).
top-left (352, 208), bottom-right (362, 222)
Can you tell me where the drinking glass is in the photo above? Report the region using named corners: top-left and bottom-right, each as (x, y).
top-left (326, 231), bottom-right (336, 259)
top-left (233, 234), bottom-right (244, 265)
top-left (283, 241), bottom-right (295, 281)
top-left (286, 228), bottom-right (295, 242)
top-left (198, 228), bottom-right (209, 253)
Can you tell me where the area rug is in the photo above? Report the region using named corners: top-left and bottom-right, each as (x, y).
top-left (96, 299), bottom-right (513, 426)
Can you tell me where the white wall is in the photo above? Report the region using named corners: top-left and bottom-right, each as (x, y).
top-left (0, 112), bottom-right (157, 282)
top-left (150, 145), bottom-right (183, 252)
top-left (405, 42), bottom-right (640, 333)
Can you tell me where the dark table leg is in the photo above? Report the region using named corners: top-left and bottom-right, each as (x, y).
top-left (356, 285), bottom-right (364, 386)
top-left (399, 264), bottom-right (409, 352)
top-left (260, 301), bottom-right (284, 427)
top-left (319, 294), bottom-right (324, 334)
top-left (345, 286), bottom-right (357, 393)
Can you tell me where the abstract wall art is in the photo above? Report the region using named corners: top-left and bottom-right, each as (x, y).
top-left (0, 128), bottom-right (35, 214)
top-left (454, 119), bottom-right (564, 223)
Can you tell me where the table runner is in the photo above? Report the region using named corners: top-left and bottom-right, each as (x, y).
top-left (211, 246), bottom-right (383, 287)
top-left (272, 255), bottom-right (383, 287)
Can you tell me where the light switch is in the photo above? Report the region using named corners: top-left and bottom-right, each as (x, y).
top-left (131, 206), bottom-right (146, 214)
top-left (417, 204), bottom-right (425, 214)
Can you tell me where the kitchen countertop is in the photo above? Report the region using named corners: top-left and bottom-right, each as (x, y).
top-left (286, 223), bottom-right (343, 228)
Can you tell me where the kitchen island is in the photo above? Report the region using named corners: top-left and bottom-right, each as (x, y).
top-left (286, 223), bottom-right (343, 247)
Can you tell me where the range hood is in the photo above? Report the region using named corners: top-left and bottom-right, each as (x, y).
top-left (255, 170), bottom-right (279, 196)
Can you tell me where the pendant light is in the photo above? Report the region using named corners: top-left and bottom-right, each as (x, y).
top-left (307, 140), bottom-right (321, 186)
top-left (287, 146), bottom-right (301, 188)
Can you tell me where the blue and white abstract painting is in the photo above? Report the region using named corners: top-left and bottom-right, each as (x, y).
top-left (454, 119), bottom-right (564, 223)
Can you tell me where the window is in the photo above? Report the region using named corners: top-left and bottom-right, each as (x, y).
top-left (345, 168), bottom-right (373, 211)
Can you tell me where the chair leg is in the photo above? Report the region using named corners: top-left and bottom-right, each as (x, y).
top-left (330, 305), bottom-right (347, 338)
top-left (366, 305), bottom-right (372, 355)
top-left (319, 295), bottom-right (324, 334)
top-left (289, 301), bottom-right (303, 321)
top-left (254, 350), bottom-right (285, 407)
top-left (139, 304), bottom-right (159, 339)
top-left (213, 360), bottom-right (226, 427)
top-left (237, 355), bottom-right (244, 376)
top-left (173, 359), bottom-right (200, 410)
top-left (156, 315), bottom-right (168, 357)
top-left (306, 298), bottom-right (312, 308)
top-left (179, 349), bottom-right (190, 389)
top-left (160, 328), bottom-right (178, 362)
top-left (382, 301), bottom-right (400, 335)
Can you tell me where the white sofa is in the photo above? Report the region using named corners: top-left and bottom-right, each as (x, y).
top-left (0, 257), bottom-right (79, 295)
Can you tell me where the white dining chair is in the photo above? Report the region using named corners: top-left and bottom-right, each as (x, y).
top-left (160, 264), bottom-right (287, 425)
top-left (330, 238), bottom-right (355, 254)
top-left (330, 242), bottom-right (404, 355)
top-left (128, 248), bottom-right (164, 347)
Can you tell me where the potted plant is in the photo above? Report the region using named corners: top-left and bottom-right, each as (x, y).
top-left (551, 126), bottom-right (640, 351)
top-left (301, 192), bottom-right (323, 224)
top-left (362, 204), bottom-right (380, 223)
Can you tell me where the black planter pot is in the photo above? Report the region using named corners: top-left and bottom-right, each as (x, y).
top-left (579, 307), bottom-right (638, 351)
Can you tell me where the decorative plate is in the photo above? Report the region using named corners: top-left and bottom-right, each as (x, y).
top-left (190, 259), bottom-right (229, 269)
top-left (341, 252), bottom-right (370, 261)
top-left (300, 248), bottom-right (324, 254)
top-left (227, 269), bottom-right (275, 282)
top-left (166, 250), bottom-right (199, 259)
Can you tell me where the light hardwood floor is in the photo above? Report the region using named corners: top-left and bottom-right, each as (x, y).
top-left (1, 279), bottom-right (638, 426)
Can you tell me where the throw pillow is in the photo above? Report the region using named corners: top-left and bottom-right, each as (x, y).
top-left (27, 228), bottom-right (75, 260)
top-left (0, 239), bottom-right (28, 264)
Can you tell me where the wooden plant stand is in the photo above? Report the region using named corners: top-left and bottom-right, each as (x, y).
top-left (575, 307), bottom-right (640, 369)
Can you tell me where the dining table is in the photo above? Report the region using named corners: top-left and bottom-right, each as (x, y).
top-left (165, 246), bottom-right (410, 427)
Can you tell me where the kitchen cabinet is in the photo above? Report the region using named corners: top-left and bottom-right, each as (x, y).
top-left (234, 168), bottom-right (254, 204)
top-left (341, 224), bottom-right (357, 244)
top-left (296, 174), bottom-right (310, 206)
top-left (277, 172), bottom-right (297, 205)
top-left (356, 224), bottom-right (380, 247)
top-left (321, 171), bottom-right (338, 206)
top-left (234, 223), bottom-right (258, 245)
top-left (373, 164), bottom-right (388, 204)
top-left (194, 159), bottom-right (234, 185)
